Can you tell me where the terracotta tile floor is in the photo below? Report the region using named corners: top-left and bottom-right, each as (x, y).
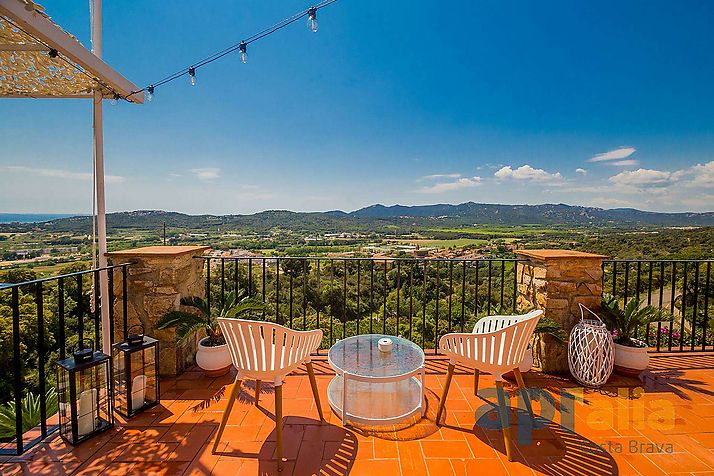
top-left (3, 353), bottom-right (714, 475)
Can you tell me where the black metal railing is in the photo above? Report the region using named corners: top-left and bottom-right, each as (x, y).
top-left (201, 256), bottom-right (522, 353)
top-left (0, 263), bottom-right (130, 455)
top-left (602, 259), bottom-right (713, 352)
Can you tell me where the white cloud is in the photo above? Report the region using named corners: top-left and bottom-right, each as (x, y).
top-left (191, 167), bottom-right (221, 180)
top-left (608, 159), bottom-right (639, 167)
top-left (418, 176), bottom-right (481, 193)
top-left (589, 147), bottom-right (636, 162)
top-left (575, 168), bottom-right (587, 175)
top-left (420, 173), bottom-right (462, 181)
top-left (3, 165), bottom-right (125, 183)
top-left (688, 161), bottom-right (714, 187)
top-left (608, 168), bottom-right (676, 188)
top-left (494, 165), bottom-right (563, 183)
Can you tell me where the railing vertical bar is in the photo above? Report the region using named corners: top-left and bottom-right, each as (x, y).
top-left (59, 278), bottom-right (66, 360)
top-left (474, 261), bottom-right (480, 318)
top-left (234, 259), bottom-right (239, 295)
top-left (108, 269), bottom-right (115, 348)
top-left (303, 259), bottom-right (308, 331)
top-left (680, 261), bottom-right (688, 351)
top-left (647, 262), bottom-right (653, 305)
top-left (656, 261), bottom-right (664, 351)
top-left (11, 287), bottom-right (23, 454)
top-left (487, 260), bottom-right (492, 315)
top-left (460, 261), bottom-right (466, 332)
top-left (205, 260), bottom-right (211, 320)
top-left (77, 274), bottom-right (84, 348)
top-left (262, 259), bottom-right (267, 320)
top-left (623, 261), bottom-right (629, 305)
top-left (35, 282), bottom-right (47, 439)
top-left (330, 260), bottom-right (334, 344)
top-left (691, 262), bottom-right (699, 351)
top-left (669, 262), bottom-right (676, 351)
top-left (93, 270), bottom-right (100, 348)
top-left (435, 261), bottom-right (440, 354)
top-left (409, 264), bottom-right (414, 339)
top-left (422, 260), bottom-right (427, 349)
top-left (370, 260), bottom-right (374, 334)
top-left (248, 259), bottom-right (253, 296)
top-left (316, 260), bottom-right (321, 339)
top-left (500, 260), bottom-right (505, 310)
top-left (635, 262), bottom-right (641, 341)
top-left (396, 260), bottom-right (401, 335)
top-left (512, 260), bottom-right (518, 313)
top-left (122, 266), bottom-right (128, 341)
top-left (275, 258), bottom-right (281, 325)
top-left (342, 260), bottom-right (347, 337)
top-left (447, 261), bottom-right (453, 333)
top-left (357, 261), bottom-right (361, 335)
top-left (383, 260), bottom-right (387, 335)
top-left (289, 274), bottom-right (294, 329)
top-left (220, 258), bottom-right (225, 307)
top-left (703, 262), bottom-right (710, 351)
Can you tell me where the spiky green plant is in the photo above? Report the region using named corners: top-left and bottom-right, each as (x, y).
top-left (0, 388), bottom-right (58, 440)
top-left (157, 291), bottom-right (264, 347)
top-left (600, 293), bottom-right (668, 347)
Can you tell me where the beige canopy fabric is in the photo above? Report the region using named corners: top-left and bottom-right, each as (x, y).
top-left (0, 0), bottom-right (142, 102)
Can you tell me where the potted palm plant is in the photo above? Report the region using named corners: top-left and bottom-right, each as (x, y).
top-left (158, 290), bottom-right (264, 377)
top-left (600, 293), bottom-right (667, 377)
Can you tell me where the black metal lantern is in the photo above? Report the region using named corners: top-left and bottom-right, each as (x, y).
top-left (112, 324), bottom-right (160, 418)
top-left (56, 341), bottom-right (114, 445)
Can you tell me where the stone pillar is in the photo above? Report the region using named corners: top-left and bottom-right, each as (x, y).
top-left (107, 246), bottom-right (210, 377)
top-left (515, 249), bottom-right (605, 374)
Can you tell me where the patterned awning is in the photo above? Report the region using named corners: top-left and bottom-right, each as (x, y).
top-left (0, 0), bottom-right (142, 102)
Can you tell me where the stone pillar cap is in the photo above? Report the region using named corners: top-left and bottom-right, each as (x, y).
top-left (515, 249), bottom-right (607, 260)
top-left (106, 245), bottom-right (210, 258)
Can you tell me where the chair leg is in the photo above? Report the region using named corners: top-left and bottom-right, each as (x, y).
top-left (306, 362), bottom-right (324, 421)
top-left (435, 363), bottom-right (455, 425)
top-left (495, 380), bottom-right (514, 462)
top-left (255, 380), bottom-right (261, 406)
top-left (513, 368), bottom-right (533, 418)
top-left (212, 376), bottom-right (242, 453)
top-left (275, 384), bottom-right (284, 472)
top-left (474, 368), bottom-right (480, 396)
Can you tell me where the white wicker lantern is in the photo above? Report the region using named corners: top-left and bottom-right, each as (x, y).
top-left (568, 304), bottom-right (614, 388)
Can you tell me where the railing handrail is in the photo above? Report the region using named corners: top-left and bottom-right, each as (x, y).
top-left (196, 255), bottom-right (524, 263)
top-left (603, 258), bottom-right (714, 263)
top-left (0, 262), bottom-right (132, 289)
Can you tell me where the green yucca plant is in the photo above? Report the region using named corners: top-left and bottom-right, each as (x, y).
top-left (0, 388), bottom-right (58, 440)
top-left (600, 293), bottom-right (669, 348)
top-left (157, 290), bottom-right (264, 347)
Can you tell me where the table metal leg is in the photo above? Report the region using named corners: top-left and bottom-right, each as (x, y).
top-left (342, 372), bottom-right (348, 425)
top-left (420, 366), bottom-right (426, 417)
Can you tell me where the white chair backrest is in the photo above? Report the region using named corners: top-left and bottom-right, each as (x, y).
top-left (472, 309), bottom-right (542, 334)
top-left (218, 318), bottom-right (323, 384)
top-left (440, 310), bottom-right (543, 379)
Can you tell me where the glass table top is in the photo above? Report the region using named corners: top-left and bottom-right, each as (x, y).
top-left (328, 334), bottom-right (425, 379)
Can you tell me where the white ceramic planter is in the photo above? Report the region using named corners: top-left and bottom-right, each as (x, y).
top-left (613, 342), bottom-right (649, 377)
top-left (195, 337), bottom-right (232, 377)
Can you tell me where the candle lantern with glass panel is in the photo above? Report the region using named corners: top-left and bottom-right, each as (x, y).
top-left (112, 324), bottom-right (160, 418)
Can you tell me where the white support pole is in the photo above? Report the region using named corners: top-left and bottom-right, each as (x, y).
top-left (91, 0), bottom-right (111, 354)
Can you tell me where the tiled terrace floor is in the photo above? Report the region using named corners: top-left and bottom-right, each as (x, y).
top-left (3, 353), bottom-right (714, 475)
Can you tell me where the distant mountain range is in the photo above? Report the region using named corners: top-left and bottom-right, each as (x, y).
top-left (2, 203), bottom-right (713, 232)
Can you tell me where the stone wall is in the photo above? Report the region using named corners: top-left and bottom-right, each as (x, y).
top-left (107, 246), bottom-right (209, 377)
top-left (515, 249), bottom-right (605, 374)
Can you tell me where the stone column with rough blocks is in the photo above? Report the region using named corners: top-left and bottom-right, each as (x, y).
top-left (107, 246), bottom-right (210, 377)
top-left (514, 249), bottom-right (605, 374)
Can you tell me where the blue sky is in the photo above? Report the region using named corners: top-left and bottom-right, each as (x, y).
top-left (2, 0), bottom-right (714, 214)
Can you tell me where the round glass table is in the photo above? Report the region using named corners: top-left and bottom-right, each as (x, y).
top-left (327, 334), bottom-right (426, 425)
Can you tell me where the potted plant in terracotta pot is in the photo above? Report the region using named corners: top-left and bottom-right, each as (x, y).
top-left (158, 290), bottom-right (264, 377)
top-left (600, 293), bottom-right (667, 377)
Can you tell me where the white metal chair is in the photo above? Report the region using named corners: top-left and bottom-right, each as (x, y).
top-left (435, 309), bottom-right (543, 461)
top-left (212, 318), bottom-right (324, 471)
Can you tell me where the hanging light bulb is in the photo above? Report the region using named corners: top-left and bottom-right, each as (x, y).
top-left (239, 41), bottom-right (248, 64)
top-left (110, 93), bottom-right (120, 106)
top-left (147, 85), bottom-right (155, 102)
top-left (189, 66), bottom-right (197, 86)
top-left (307, 7), bottom-right (318, 32)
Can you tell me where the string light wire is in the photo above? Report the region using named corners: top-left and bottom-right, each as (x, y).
top-left (125, 0), bottom-right (338, 100)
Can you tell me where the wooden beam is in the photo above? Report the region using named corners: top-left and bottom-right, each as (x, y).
top-left (0, 0), bottom-right (144, 103)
